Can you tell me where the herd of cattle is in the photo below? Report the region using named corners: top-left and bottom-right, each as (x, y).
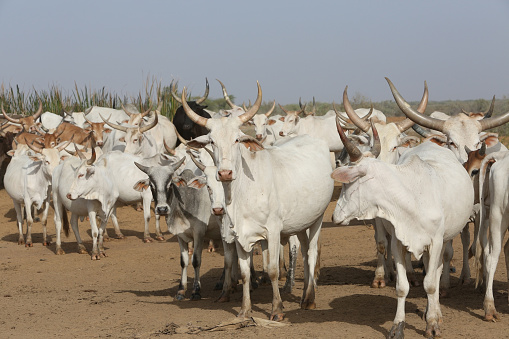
top-left (2, 77), bottom-right (509, 338)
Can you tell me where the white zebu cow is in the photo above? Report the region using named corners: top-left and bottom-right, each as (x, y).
top-left (387, 78), bottom-right (509, 293)
top-left (133, 153), bottom-right (224, 301)
top-left (53, 149), bottom-right (119, 259)
top-left (342, 83), bottom-right (428, 288)
top-left (4, 140), bottom-right (69, 247)
top-left (474, 150), bottom-right (509, 321)
top-left (182, 82), bottom-right (334, 321)
top-left (332, 119), bottom-right (474, 338)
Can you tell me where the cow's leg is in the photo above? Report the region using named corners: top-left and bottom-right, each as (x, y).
top-left (23, 200), bottom-right (34, 247)
top-left (440, 240), bottom-right (453, 298)
top-left (299, 218), bottom-right (322, 310)
top-left (423, 239), bottom-right (445, 338)
top-left (187, 241), bottom-right (193, 255)
top-left (405, 252), bottom-right (419, 287)
top-left (387, 231), bottom-right (410, 339)
top-left (41, 196), bottom-right (50, 246)
top-left (13, 201), bottom-right (24, 245)
top-left (282, 235), bottom-right (300, 293)
top-left (108, 206), bottom-right (124, 239)
top-left (53, 201), bottom-right (64, 255)
top-left (504, 236), bottom-right (509, 305)
top-left (279, 241), bottom-right (287, 280)
top-left (373, 218), bottom-right (388, 288)
top-left (257, 240), bottom-right (270, 285)
top-left (267, 229), bottom-right (285, 321)
top-left (249, 250), bottom-right (258, 290)
top-left (70, 213), bottom-right (87, 254)
top-left (208, 239), bottom-right (217, 252)
top-left (141, 197), bottom-right (155, 242)
top-left (88, 210), bottom-right (102, 260)
top-left (175, 237), bottom-right (189, 301)
top-left (458, 224), bottom-right (471, 285)
top-left (236, 241), bottom-right (253, 318)
top-left (217, 240), bottom-right (237, 302)
top-left (190, 231), bottom-right (205, 301)
top-left (482, 208), bottom-right (507, 321)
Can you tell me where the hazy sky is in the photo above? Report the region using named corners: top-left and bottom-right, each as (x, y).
top-left (1, 0), bottom-right (508, 106)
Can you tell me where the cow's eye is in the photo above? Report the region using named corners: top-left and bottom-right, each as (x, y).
top-left (78, 174), bottom-right (84, 178)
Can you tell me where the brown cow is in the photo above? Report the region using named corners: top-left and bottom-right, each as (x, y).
top-left (2, 101), bottom-right (43, 132)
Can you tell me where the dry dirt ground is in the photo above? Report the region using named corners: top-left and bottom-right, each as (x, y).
top-left (1, 184), bottom-right (508, 339)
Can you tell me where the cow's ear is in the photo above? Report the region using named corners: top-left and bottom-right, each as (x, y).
top-left (133, 179), bottom-right (150, 192)
top-left (239, 135), bottom-right (264, 152)
top-left (331, 166), bottom-right (367, 183)
top-left (7, 150), bottom-right (15, 157)
top-left (245, 120), bottom-right (254, 126)
top-left (172, 175), bottom-right (187, 187)
top-left (118, 136), bottom-right (125, 142)
top-left (267, 119), bottom-right (277, 126)
top-left (86, 167), bottom-right (95, 175)
top-left (187, 135), bottom-right (210, 148)
top-left (29, 156), bottom-right (41, 162)
top-left (187, 176), bottom-right (206, 189)
top-left (279, 117), bottom-right (285, 122)
top-left (103, 128), bottom-right (112, 134)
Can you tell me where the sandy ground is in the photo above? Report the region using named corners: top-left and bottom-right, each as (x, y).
top-left (0, 184), bottom-right (508, 339)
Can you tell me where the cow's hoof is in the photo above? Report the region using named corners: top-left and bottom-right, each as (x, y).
top-left (25, 242), bottom-right (33, 248)
top-left (387, 322), bottom-right (405, 339)
top-left (237, 309), bottom-right (251, 319)
top-left (174, 293), bottom-right (185, 301)
top-left (190, 293), bottom-right (201, 301)
top-left (91, 254), bottom-right (101, 260)
top-left (215, 293), bottom-right (230, 303)
top-left (115, 234), bottom-right (125, 240)
top-left (99, 251), bottom-right (107, 258)
top-left (425, 322), bottom-right (441, 338)
top-left (371, 277), bottom-right (386, 288)
top-left (143, 238), bottom-right (154, 243)
top-left (78, 247), bottom-right (88, 255)
top-left (301, 301), bottom-right (316, 310)
top-left (43, 241), bottom-right (50, 246)
top-left (56, 248), bottom-right (65, 255)
top-left (207, 246), bottom-right (216, 253)
top-left (18, 239), bottom-right (25, 245)
top-left (485, 311), bottom-right (500, 322)
top-left (270, 313), bottom-right (285, 322)
top-left (155, 236), bottom-right (165, 241)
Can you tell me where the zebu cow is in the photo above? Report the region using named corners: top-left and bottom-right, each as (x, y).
top-left (53, 148), bottom-right (118, 259)
top-left (342, 83), bottom-right (428, 288)
top-left (133, 154), bottom-right (223, 300)
top-left (332, 120), bottom-right (474, 338)
top-left (4, 139), bottom-right (70, 246)
top-left (171, 78), bottom-right (211, 146)
top-left (473, 150), bottom-right (509, 321)
top-left (2, 101), bottom-right (43, 132)
top-left (387, 78), bottom-right (509, 293)
top-left (182, 82), bottom-right (334, 320)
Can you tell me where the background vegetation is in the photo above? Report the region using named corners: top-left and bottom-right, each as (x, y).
top-left (1, 81), bottom-right (509, 136)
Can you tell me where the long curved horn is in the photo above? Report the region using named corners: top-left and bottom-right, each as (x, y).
top-left (100, 114), bottom-right (129, 132)
top-left (121, 103), bottom-right (135, 118)
top-left (156, 99), bottom-right (163, 113)
top-left (181, 87), bottom-right (209, 127)
top-left (482, 95), bottom-right (495, 119)
top-left (412, 124), bottom-right (433, 138)
top-left (370, 120), bottom-right (381, 158)
top-left (336, 117), bottom-right (362, 163)
top-left (173, 125), bottom-right (188, 145)
top-left (187, 150), bottom-right (206, 172)
top-left (87, 146), bottom-right (96, 165)
top-left (278, 104), bottom-right (290, 115)
top-left (139, 112), bottom-right (158, 133)
top-left (172, 156), bottom-right (186, 172)
top-left (386, 77), bottom-right (445, 132)
top-left (74, 143), bottom-right (86, 160)
top-left (478, 109), bottom-right (509, 131)
top-left (84, 107), bottom-right (93, 115)
top-left (140, 107), bottom-right (151, 119)
top-left (238, 81), bottom-right (262, 124)
top-left (395, 80), bottom-right (428, 132)
top-left (343, 86), bottom-right (370, 133)
top-left (195, 78), bottom-right (210, 104)
top-left (264, 100), bottom-right (276, 117)
top-left (217, 79), bottom-right (237, 108)
top-left (83, 114), bottom-right (93, 125)
top-left (170, 80), bottom-right (182, 104)
top-left (24, 137), bottom-right (43, 154)
top-left (1, 104), bottom-right (20, 123)
top-left (32, 100), bottom-right (43, 119)
top-left (56, 135), bottom-right (74, 152)
top-left (163, 140), bottom-right (176, 155)
top-left (203, 146), bottom-right (217, 166)
top-left (333, 102), bottom-right (358, 130)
